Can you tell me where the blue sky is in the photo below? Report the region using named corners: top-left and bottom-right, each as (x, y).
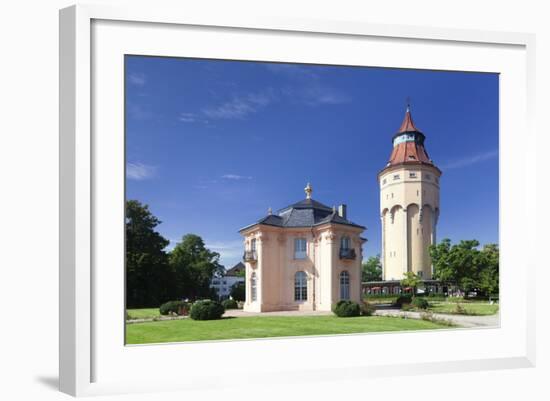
top-left (125, 56), bottom-right (499, 269)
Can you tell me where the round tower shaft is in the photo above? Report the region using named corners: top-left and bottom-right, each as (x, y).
top-left (379, 106), bottom-right (441, 281)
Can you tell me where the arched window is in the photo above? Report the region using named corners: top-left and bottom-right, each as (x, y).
top-left (250, 272), bottom-right (257, 302)
top-left (340, 271), bottom-right (350, 300)
top-left (294, 271), bottom-right (307, 301)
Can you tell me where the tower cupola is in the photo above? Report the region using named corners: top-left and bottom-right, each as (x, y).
top-left (384, 106), bottom-right (439, 172)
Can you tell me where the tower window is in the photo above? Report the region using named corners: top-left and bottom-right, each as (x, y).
top-left (382, 178), bottom-right (387, 185)
top-left (393, 174), bottom-right (400, 180)
top-left (409, 172), bottom-right (417, 178)
top-left (425, 174), bottom-right (431, 180)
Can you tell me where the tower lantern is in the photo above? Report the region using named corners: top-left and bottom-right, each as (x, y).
top-left (379, 106), bottom-right (441, 281)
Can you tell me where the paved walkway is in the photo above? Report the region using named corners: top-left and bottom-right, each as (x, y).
top-left (223, 309), bottom-right (333, 318)
top-left (373, 308), bottom-right (500, 328)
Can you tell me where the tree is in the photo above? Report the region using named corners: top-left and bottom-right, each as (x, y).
top-left (400, 271), bottom-right (422, 296)
top-left (477, 244), bottom-right (499, 299)
top-left (126, 200), bottom-right (173, 308)
top-left (429, 239), bottom-right (499, 297)
top-left (169, 234), bottom-right (223, 300)
top-left (230, 281), bottom-right (246, 302)
top-left (362, 255), bottom-right (382, 282)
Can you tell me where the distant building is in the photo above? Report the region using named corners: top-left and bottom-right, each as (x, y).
top-left (239, 183), bottom-right (366, 312)
top-left (210, 262), bottom-right (245, 300)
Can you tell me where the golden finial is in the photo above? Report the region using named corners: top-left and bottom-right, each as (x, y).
top-left (304, 182), bottom-right (313, 199)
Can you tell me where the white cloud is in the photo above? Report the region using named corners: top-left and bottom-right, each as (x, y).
top-left (128, 73), bottom-right (146, 86)
top-left (178, 112), bottom-right (197, 123)
top-left (126, 162), bottom-right (157, 180)
top-left (205, 240), bottom-right (245, 266)
top-left (440, 149), bottom-right (498, 170)
top-left (266, 63), bottom-right (351, 106)
top-left (222, 174), bottom-right (252, 180)
top-left (202, 91), bottom-right (275, 120)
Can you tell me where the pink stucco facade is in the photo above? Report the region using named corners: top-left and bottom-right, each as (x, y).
top-left (240, 190), bottom-right (366, 312)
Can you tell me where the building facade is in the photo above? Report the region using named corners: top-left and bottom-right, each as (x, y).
top-left (379, 107), bottom-right (441, 281)
top-left (210, 262), bottom-right (245, 300)
top-left (239, 184), bottom-right (366, 312)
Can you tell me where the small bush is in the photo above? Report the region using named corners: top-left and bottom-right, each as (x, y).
top-left (401, 303), bottom-right (414, 311)
top-left (361, 301), bottom-right (376, 316)
top-left (394, 294), bottom-right (413, 307)
top-left (412, 297), bottom-right (430, 310)
top-left (332, 300), bottom-right (361, 317)
top-left (159, 300), bottom-right (190, 316)
top-left (222, 299), bottom-right (238, 309)
top-left (189, 300), bottom-right (225, 320)
top-left (454, 303), bottom-right (467, 315)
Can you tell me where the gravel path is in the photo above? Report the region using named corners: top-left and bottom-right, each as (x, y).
top-left (373, 308), bottom-right (500, 328)
top-left (223, 309), bottom-right (333, 318)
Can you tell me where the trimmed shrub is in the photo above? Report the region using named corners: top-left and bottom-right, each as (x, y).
top-left (222, 299), bottom-right (238, 310)
top-left (159, 300), bottom-right (190, 316)
top-left (412, 297), bottom-right (430, 310)
top-left (332, 300), bottom-right (361, 317)
top-left (189, 300), bottom-right (225, 320)
top-left (393, 294), bottom-right (413, 307)
top-left (361, 301), bottom-right (376, 316)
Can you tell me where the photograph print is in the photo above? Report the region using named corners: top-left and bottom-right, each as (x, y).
top-left (124, 56), bottom-right (499, 344)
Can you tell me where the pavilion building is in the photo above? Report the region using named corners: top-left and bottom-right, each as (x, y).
top-left (239, 184), bottom-right (366, 312)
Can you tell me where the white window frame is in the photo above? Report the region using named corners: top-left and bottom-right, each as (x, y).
top-left (59, 6), bottom-right (535, 396)
top-left (294, 271), bottom-right (308, 301)
top-left (294, 237), bottom-right (307, 259)
top-left (250, 272), bottom-right (257, 302)
top-left (340, 271), bottom-right (350, 300)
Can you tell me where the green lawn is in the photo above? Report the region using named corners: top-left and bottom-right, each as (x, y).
top-left (126, 315), bottom-right (450, 344)
top-left (427, 301), bottom-right (499, 316)
top-left (127, 308), bottom-right (161, 320)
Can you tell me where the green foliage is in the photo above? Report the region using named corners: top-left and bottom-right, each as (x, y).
top-left (222, 299), bottom-right (238, 309)
top-left (360, 301), bottom-right (376, 316)
top-left (126, 200), bottom-right (173, 308)
top-left (429, 239), bottom-right (499, 297)
top-left (170, 234), bottom-right (224, 301)
top-left (411, 297), bottom-right (430, 310)
top-left (332, 300), bottom-right (362, 317)
top-left (230, 281), bottom-right (246, 302)
top-left (189, 300), bottom-right (225, 320)
top-left (362, 255), bottom-right (382, 282)
top-left (400, 271), bottom-right (421, 295)
top-left (394, 294), bottom-right (413, 307)
top-left (454, 303), bottom-right (467, 315)
top-left (159, 300), bottom-right (190, 316)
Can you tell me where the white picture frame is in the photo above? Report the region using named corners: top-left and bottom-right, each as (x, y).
top-left (59, 3), bottom-right (536, 397)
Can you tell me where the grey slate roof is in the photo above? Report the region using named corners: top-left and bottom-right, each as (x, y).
top-left (239, 197), bottom-right (365, 232)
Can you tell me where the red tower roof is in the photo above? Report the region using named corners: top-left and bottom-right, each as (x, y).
top-left (382, 107), bottom-right (440, 173)
top-left (398, 106), bottom-right (420, 133)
